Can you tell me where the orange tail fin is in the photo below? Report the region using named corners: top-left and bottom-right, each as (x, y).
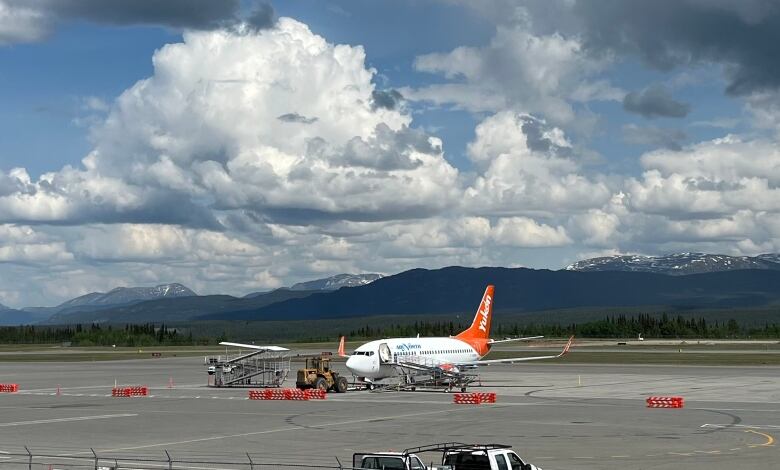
top-left (337, 336), bottom-right (346, 357)
top-left (455, 285), bottom-right (494, 355)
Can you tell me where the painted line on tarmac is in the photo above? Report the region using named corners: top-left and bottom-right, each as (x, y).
top-left (701, 424), bottom-right (780, 430)
top-left (745, 430), bottom-right (775, 447)
top-left (94, 406), bottom-right (484, 453)
top-left (0, 413), bottom-right (138, 427)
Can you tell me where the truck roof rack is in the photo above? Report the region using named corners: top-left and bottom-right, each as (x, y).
top-left (402, 443), bottom-right (511, 455)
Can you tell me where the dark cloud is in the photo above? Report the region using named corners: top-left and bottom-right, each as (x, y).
top-left (519, 115), bottom-right (572, 156)
top-left (371, 89), bottom-right (404, 110)
top-left (623, 85), bottom-right (690, 119)
top-left (246, 2), bottom-right (275, 30)
top-left (340, 124), bottom-right (430, 171)
top-left (623, 124), bottom-right (687, 150)
top-left (686, 178), bottom-right (745, 192)
top-left (3, 0), bottom-right (275, 40)
top-left (277, 113), bottom-right (318, 124)
top-left (27, 0), bottom-right (242, 29)
top-left (573, 0), bottom-right (780, 95)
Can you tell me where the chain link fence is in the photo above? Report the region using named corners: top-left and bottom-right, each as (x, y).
top-left (0, 447), bottom-right (357, 470)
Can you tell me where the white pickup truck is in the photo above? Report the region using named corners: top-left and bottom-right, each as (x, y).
top-left (354, 443), bottom-right (541, 470)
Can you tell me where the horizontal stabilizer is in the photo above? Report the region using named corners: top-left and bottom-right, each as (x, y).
top-left (487, 335), bottom-right (544, 344)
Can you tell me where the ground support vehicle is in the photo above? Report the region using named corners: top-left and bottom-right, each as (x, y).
top-left (295, 353), bottom-right (348, 392)
top-left (354, 443), bottom-right (541, 470)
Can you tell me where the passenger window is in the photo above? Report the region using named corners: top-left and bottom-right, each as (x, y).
top-left (410, 457), bottom-right (425, 470)
top-left (495, 454), bottom-right (508, 470)
top-left (507, 452), bottom-right (524, 470)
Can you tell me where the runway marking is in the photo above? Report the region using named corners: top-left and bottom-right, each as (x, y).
top-left (93, 406), bottom-right (482, 453)
top-left (745, 430), bottom-right (775, 448)
top-left (0, 413), bottom-right (137, 427)
top-left (701, 424), bottom-right (780, 430)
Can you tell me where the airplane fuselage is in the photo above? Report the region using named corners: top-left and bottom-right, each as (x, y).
top-left (345, 336), bottom-right (482, 380)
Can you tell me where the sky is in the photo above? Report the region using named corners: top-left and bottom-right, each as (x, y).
top-left (1, 0), bottom-right (780, 307)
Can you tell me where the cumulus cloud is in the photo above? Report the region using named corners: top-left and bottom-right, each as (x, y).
top-left (623, 85), bottom-right (691, 118)
top-left (0, 0), bottom-right (273, 44)
top-left (492, 217), bottom-right (571, 247)
top-left (0, 0), bottom-right (48, 44)
top-left (406, 24), bottom-right (621, 124)
top-left (621, 136), bottom-right (780, 250)
top-left (4, 10), bottom-right (780, 307)
top-left (464, 112), bottom-right (612, 215)
top-left (1, 18), bottom-right (458, 227)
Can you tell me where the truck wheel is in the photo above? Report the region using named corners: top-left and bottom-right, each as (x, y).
top-left (336, 376), bottom-right (348, 393)
top-left (314, 377), bottom-right (328, 391)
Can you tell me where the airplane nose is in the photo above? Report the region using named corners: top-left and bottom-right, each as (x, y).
top-left (345, 355), bottom-right (358, 373)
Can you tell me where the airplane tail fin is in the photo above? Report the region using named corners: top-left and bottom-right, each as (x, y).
top-left (455, 285), bottom-right (494, 354)
top-left (561, 336), bottom-right (574, 356)
top-left (337, 336), bottom-right (346, 358)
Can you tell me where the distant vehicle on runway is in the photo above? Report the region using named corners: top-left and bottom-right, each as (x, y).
top-left (340, 285), bottom-right (573, 390)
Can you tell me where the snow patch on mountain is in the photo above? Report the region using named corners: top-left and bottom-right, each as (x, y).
top-left (57, 283), bottom-right (197, 309)
top-left (565, 253), bottom-right (780, 275)
top-left (290, 273), bottom-right (384, 291)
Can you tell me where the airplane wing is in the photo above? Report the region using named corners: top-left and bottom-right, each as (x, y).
top-left (463, 336), bottom-right (573, 365)
top-left (218, 341), bottom-right (289, 351)
top-left (487, 335), bottom-right (544, 344)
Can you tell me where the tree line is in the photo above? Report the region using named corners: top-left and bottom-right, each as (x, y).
top-left (346, 314), bottom-right (780, 339)
top-left (1, 314), bottom-right (779, 345)
top-left (0, 323), bottom-right (200, 346)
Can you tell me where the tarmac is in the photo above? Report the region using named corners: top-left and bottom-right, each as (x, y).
top-left (0, 357), bottom-right (778, 470)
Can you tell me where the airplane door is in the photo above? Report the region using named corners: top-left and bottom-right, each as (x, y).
top-left (378, 343), bottom-right (392, 363)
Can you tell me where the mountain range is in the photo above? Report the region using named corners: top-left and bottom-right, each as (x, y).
top-left (566, 252), bottom-right (780, 275)
top-left (201, 266), bottom-right (780, 321)
top-left (0, 274), bottom-right (385, 325)
top-left (243, 273), bottom-right (382, 298)
top-left (1, 254), bottom-right (779, 326)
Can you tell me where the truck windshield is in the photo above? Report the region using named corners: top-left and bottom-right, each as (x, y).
top-left (362, 456), bottom-right (406, 470)
top-left (495, 454), bottom-right (508, 470)
top-left (410, 456), bottom-right (425, 470)
top-left (443, 453), bottom-right (491, 470)
top-left (506, 452), bottom-right (524, 470)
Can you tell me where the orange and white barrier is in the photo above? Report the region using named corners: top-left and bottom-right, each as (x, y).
top-left (111, 386), bottom-right (148, 397)
top-left (248, 388), bottom-right (328, 401)
top-left (453, 392), bottom-right (496, 405)
top-left (646, 396), bottom-right (684, 408)
top-left (304, 388), bottom-right (327, 400)
top-left (0, 383), bottom-right (19, 393)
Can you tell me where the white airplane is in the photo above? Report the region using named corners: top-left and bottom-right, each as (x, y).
top-left (341, 285), bottom-right (573, 383)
